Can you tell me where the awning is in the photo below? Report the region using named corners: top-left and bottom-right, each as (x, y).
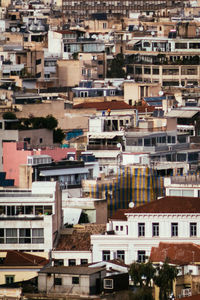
top-left (40, 167), bottom-right (89, 177)
top-left (88, 132), bottom-right (117, 139)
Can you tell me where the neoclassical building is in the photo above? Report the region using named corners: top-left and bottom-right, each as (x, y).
top-left (91, 196), bottom-right (200, 264)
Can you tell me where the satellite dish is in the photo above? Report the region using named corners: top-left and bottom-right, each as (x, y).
top-left (127, 75), bottom-right (131, 80)
top-left (139, 26), bottom-right (143, 31)
top-left (117, 143), bottom-right (121, 148)
top-left (11, 27), bottom-right (16, 32)
top-left (92, 34), bottom-right (97, 39)
top-left (69, 156), bottom-right (74, 161)
top-left (129, 202), bottom-right (134, 208)
top-left (151, 31), bottom-right (155, 36)
top-left (159, 91), bottom-right (164, 96)
top-left (1, 94), bottom-right (6, 100)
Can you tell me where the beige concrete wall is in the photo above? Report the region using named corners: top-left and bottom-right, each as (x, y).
top-left (1, 0), bottom-right (11, 6)
top-left (57, 60), bottom-right (81, 87)
top-left (15, 102), bottom-right (89, 131)
top-left (73, 96), bottom-right (124, 105)
top-left (19, 165), bottom-right (33, 189)
top-left (19, 128), bottom-right (53, 147)
top-left (3, 32), bottom-right (24, 46)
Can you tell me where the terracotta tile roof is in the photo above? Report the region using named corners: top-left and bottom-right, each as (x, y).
top-left (150, 242), bottom-right (200, 265)
top-left (73, 101), bottom-right (133, 110)
top-left (110, 197), bottom-right (200, 220)
top-left (39, 266), bottom-right (105, 275)
top-left (55, 224), bottom-right (106, 251)
top-left (132, 105), bottom-right (155, 113)
top-left (1, 251), bottom-right (49, 267)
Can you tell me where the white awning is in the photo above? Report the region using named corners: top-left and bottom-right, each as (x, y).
top-left (89, 132), bottom-right (119, 139)
top-left (40, 167), bottom-right (89, 177)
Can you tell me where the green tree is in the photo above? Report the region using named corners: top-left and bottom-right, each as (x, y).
top-left (2, 112), bottom-right (17, 119)
top-left (107, 53), bottom-right (126, 78)
top-left (44, 115), bottom-right (58, 130)
top-left (154, 260), bottom-right (178, 300)
top-left (53, 128), bottom-right (65, 144)
top-left (129, 261), bottom-right (155, 288)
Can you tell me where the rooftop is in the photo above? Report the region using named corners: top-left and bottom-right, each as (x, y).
top-left (110, 196), bottom-right (200, 220)
top-left (39, 266), bottom-right (105, 275)
top-left (55, 224), bottom-right (106, 251)
top-left (0, 250), bottom-right (49, 267)
top-left (73, 101), bottom-right (133, 110)
top-left (150, 242), bottom-right (200, 265)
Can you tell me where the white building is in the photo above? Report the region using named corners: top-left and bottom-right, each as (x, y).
top-left (91, 196), bottom-right (200, 265)
top-left (165, 176), bottom-right (200, 197)
top-left (0, 181), bottom-right (62, 253)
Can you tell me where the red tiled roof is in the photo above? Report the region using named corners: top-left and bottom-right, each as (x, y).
top-left (73, 101), bottom-right (133, 110)
top-left (2, 251), bottom-right (49, 267)
top-left (110, 197), bottom-right (200, 220)
top-left (56, 224), bottom-right (106, 251)
top-left (150, 242), bottom-right (200, 265)
top-left (132, 105), bottom-right (155, 113)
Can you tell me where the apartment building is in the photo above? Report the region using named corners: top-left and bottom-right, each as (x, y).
top-left (125, 35), bottom-right (200, 87)
top-left (0, 181), bottom-right (62, 252)
top-left (62, 0), bottom-right (187, 18)
top-left (91, 196), bottom-right (200, 264)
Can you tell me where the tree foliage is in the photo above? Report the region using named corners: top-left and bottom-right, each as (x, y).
top-left (2, 112), bottom-right (17, 119)
top-left (53, 128), bottom-right (65, 144)
top-left (154, 260), bottom-right (178, 300)
top-left (129, 261), bottom-right (155, 288)
top-left (107, 53), bottom-right (126, 78)
top-left (129, 260), bottom-right (178, 300)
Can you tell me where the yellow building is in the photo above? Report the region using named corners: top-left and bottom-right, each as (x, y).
top-left (0, 250), bottom-right (49, 285)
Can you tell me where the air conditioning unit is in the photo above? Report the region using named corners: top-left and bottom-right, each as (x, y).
top-left (182, 288), bottom-right (192, 297)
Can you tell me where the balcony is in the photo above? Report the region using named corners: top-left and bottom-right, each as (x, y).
top-left (87, 145), bottom-right (119, 150)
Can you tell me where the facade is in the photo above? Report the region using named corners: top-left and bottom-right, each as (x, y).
top-left (165, 176), bottom-right (200, 197)
top-left (3, 141), bottom-right (76, 186)
top-left (0, 181), bottom-right (62, 252)
top-left (125, 36), bottom-right (200, 87)
top-left (62, 0), bottom-right (186, 18)
top-left (38, 266), bottom-right (106, 295)
top-left (91, 196), bottom-right (200, 265)
top-left (0, 250), bottom-right (49, 285)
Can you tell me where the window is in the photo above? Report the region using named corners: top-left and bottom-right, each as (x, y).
top-left (19, 228), bottom-right (31, 244)
top-left (116, 226), bottom-right (119, 231)
top-left (152, 223), bottom-right (159, 237)
top-left (54, 277), bottom-right (62, 285)
top-left (36, 59), bottom-right (41, 65)
top-left (120, 226), bottom-right (123, 231)
top-left (68, 259), bottom-right (76, 266)
top-left (102, 250), bottom-right (110, 261)
top-left (117, 250), bottom-right (125, 261)
top-left (171, 223), bottom-right (178, 237)
top-left (190, 223), bottom-right (197, 237)
top-left (6, 229), bottom-right (17, 243)
top-left (5, 275), bottom-right (14, 285)
top-left (54, 259), bottom-right (64, 266)
top-left (104, 278), bottom-right (113, 289)
top-left (72, 277), bottom-right (79, 284)
top-left (0, 229), bottom-right (4, 244)
top-left (137, 250), bottom-right (146, 263)
top-left (32, 228), bottom-right (44, 243)
top-left (138, 223), bottom-right (145, 237)
top-left (103, 22), bottom-right (107, 29)
top-left (80, 259), bottom-right (88, 265)
top-left (39, 138), bottom-right (43, 143)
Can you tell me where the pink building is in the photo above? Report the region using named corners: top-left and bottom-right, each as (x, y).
top-left (3, 142), bottom-right (76, 187)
